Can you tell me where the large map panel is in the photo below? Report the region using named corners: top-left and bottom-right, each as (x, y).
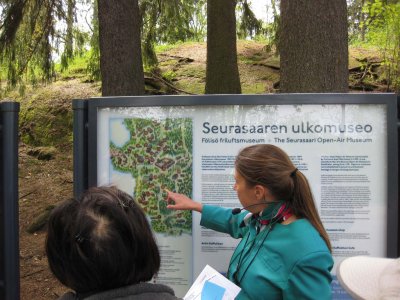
top-left (110, 117), bottom-right (193, 235)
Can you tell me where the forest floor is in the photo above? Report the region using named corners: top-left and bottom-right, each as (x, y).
top-left (9, 40), bottom-right (391, 300)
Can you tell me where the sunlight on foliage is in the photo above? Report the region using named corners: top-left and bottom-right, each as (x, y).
top-left (1, 0), bottom-right (398, 95)
top-left (361, 0), bottom-right (400, 91)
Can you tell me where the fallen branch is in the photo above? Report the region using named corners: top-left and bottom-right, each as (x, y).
top-left (349, 61), bottom-right (382, 73)
top-left (26, 205), bottom-right (55, 234)
top-left (159, 53), bottom-right (195, 63)
top-left (150, 74), bottom-right (195, 95)
top-left (349, 60), bottom-right (383, 85)
top-left (252, 63), bottom-right (280, 70)
top-left (349, 66), bottom-right (363, 72)
top-left (19, 190), bottom-right (36, 200)
top-left (144, 77), bottom-right (163, 90)
top-left (358, 65), bottom-right (369, 83)
top-left (355, 57), bottom-right (382, 64)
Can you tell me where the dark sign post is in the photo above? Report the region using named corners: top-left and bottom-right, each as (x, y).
top-left (73, 93), bottom-right (398, 299)
top-left (0, 102), bottom-right (20, 300)
top-left (73, 100), bottom-right (88, 199)
top-left (398, 94), bottom-right (400, 256)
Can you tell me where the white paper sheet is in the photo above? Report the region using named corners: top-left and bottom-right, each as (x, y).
top-left (183, 264), bottom-right (241, 300)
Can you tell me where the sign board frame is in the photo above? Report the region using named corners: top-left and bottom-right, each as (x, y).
top-left (74, 93), bottom-right (398, 298)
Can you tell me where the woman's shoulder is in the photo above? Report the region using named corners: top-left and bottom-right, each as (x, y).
top-left (272, 220), bottom-right (333, 274)
top-left (279, 218), bottom-right (321, 236)
top-left (275, 219), bottom-right (331, 254)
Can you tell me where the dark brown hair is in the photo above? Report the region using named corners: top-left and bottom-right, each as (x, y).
top-left (46, 186), bottom-right (160, 294)
top-left (235, 144), bottom-right (331, 251)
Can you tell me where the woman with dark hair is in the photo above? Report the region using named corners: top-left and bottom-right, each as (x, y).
top-left (46, 186), bottom-right (180, 300)
top-left (166, 144), bottom-right (333, 300)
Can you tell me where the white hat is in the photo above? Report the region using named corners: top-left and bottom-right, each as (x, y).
top-left (336, 256), bottom-right (400, 300)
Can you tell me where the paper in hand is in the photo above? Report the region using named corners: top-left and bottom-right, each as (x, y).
top-left (183, 265), bottom-right (241, 300)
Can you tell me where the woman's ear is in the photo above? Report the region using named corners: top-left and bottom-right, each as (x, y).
top-left (254, 185), bottom-right (267, 201)
top-left (254, 185), bottom-right (275, 201)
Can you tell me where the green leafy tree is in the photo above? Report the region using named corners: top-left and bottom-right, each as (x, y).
top-left (0, 0), bottom-right (91, 93)
top-left (266, 0), bottom-right (281, 53)
top-left (0, 0), bottom-right (61, 91)
top-left (86, 0), bottom-right (100, 80)
top-left (139, 0), bottom-right (207, 68)
top-left (237, 0), bottom-right (263, 39)
top-left (348, 0), bottom-right (368, 42)
top-left (0, 0), bottom-right (209, 92)
top-left (60, 0), bottom-right (75, 71)
top-left (190, 0), bottom-right (207, 42)
top-left (362, 0), bottom-right (400, 91)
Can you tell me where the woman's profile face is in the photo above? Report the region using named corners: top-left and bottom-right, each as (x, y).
top-left (233, 170), bottom-right (257, 211)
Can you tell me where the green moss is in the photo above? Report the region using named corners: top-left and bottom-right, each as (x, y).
top-left (175, 65), bottom-right (205, 79)
top-left (159, 60), bottom-right (178, 68)
top-left (241, 83), bottom-right (267, 94)
top-left (162, 70), bottom-right (177, 81)
top-left (19, 89), bottom-right (73, 148)
top-left (175, 79), bottom-right (204, 94)
top-left (238, 53), bottom-right (265, 64)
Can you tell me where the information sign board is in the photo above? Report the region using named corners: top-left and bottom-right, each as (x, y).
top-left (75, 94), bottom-right (398, 299)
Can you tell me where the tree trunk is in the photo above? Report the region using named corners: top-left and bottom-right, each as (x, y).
top-left (280, 0), bottom-right (348, 92)
top-left (205, 0), bottom-right (241, 94)
top-left (360, 0), bottom-right (366, 42)
top-left (98, 0), bottom-right (144, 96)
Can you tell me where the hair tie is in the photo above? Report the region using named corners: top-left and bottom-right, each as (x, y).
top-left (290, 168), bottom-right (298, 177)
top-left (75, 234), bottom-right (85, 244)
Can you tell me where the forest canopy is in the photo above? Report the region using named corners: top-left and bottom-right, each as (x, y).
top-left (0, 0), bottom-right (399, 94)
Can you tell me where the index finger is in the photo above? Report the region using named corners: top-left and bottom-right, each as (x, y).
top-left (164, 189), bottom-right (174, 201)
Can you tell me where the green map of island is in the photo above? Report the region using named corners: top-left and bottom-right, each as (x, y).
top-left (110, 118), bottom-right (192, 235)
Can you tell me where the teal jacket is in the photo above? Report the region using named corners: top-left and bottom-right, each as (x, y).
top-left (200, 205), bottom-right (333, 300)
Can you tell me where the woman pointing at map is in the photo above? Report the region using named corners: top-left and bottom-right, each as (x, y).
top-left (166, 144), bottom-right (333, 300)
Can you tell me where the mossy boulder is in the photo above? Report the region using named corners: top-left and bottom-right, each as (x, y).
top-left (20, 92), bottom-right (73, 148)
top-left (17, 79), bottom-right (100, 148)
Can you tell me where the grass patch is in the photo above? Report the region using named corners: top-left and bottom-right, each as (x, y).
top-left (175, 79), bottom-right (204, 94)
top-left (55, 53), bottom-right (90, 80)
top-left (238, 53), bottom-right (265, 64)
top-left (241, 83), bottom-right (267, 94)
top-left (162, 70), bottom-right (177, 81)
top-left (158, 59), bottom-right (179, 68)
top-left (155, 42), bottom-right (185, 53)
top-left (175, 65), bottom-right (205, 79)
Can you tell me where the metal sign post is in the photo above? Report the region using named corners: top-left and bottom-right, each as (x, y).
top-left (73, 99), bottom-right (88, 199)
top-left (0, 102), bottom-right (20, 300)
